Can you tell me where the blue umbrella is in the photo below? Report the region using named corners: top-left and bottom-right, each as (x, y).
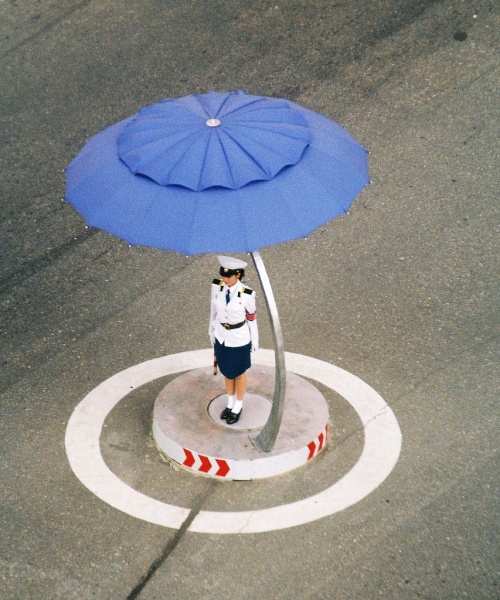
top-left (66, 90), bottom-right (370, 451)
top-left (66, 90), bottom-right (368, 255)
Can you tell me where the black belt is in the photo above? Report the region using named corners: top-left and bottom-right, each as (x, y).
top-left (221, 321), bottom-right (245, 330)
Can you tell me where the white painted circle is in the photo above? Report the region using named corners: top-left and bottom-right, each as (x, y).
top-left (65, 349), bottom-right (402, 534)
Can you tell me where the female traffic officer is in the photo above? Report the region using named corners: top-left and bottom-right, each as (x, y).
top-left (209, 256), bottom-right (259, 424)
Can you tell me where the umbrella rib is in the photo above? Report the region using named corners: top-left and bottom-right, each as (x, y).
top-left (234, 193), bottom-right (252, 253)
top-left (212, 92), bottom-right (235, 118)
top-left (309, 130), bottom-right (369, 178)
top-left (270, 156), bottom-right (352, 242)
top-left (185, 200), bottom-right (197, 255)
top-left (314, 144), bottom-right (370, 184)
top-left (197, 91), bottom-right (235, 120)
top-left (219, 97), bottom-right (302, 120)
top-left (275, 185), bottom-right (310, 240)
top-left (197, 128), bottom-right (242, 191)
top-left (215, 131), bottom-right (239, 189)
top-left (127, 192), bottom-right (160, 246)
top-left (222, 129), bottom-right (298, 177)
top-left (196, 132), bottom-right (213, 191)
top-left (217, 97), bottom-right (270, 119)
top-left (137, 128), bottom-right (204, 171)
top-left (186, 192), bottom-right (212, 255)
top-left (233, 121), bottom-right (309, 141)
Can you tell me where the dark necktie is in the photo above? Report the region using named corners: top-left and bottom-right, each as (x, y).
top-left (226, 289), bottom-right (230, 305)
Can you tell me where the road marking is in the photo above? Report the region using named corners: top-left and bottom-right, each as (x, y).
top-left (65, 349), bottom-right (402, 534)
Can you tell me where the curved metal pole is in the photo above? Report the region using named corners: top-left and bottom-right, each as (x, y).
top-left (251, 250), bottom-right (286, 452)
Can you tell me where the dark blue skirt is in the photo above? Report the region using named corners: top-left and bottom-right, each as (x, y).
top-left (214, 340), bottom-right (252, 379)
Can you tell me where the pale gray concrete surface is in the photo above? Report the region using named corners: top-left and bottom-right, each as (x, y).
top-left (153, 365), bottom-right (328, 464)
top-left (1, 1), bottom-right (498, 598)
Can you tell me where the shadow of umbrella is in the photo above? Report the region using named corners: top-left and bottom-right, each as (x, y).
top-left (65, 90), bottom-right (369, 452)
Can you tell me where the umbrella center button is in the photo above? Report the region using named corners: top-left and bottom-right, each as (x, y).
top-left (206, 118), bottom-right (221, 127)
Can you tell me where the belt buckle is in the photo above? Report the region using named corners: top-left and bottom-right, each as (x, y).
top-left (223, 323), bottom-right (231, 330)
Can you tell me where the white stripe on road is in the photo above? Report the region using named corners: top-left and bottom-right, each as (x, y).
top-left (65, 349), bottom-right (402, 534)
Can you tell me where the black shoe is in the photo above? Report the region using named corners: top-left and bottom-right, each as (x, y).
top-left (226, 410), bottom-right (242, 425)
top-left (220, 407), bottom-right (232, 420)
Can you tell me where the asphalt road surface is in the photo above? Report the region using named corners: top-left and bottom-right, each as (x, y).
top-left (1, 1), bottom-right (498, 599)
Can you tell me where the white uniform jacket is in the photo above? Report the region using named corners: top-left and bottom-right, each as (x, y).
top-left (209, 279), bottom-right (259, 349)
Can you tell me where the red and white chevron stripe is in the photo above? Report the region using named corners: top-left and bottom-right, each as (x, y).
top-left (307, 424), bottom-right (329, 460)
top-left (182, 448), bottom-right (231, 478)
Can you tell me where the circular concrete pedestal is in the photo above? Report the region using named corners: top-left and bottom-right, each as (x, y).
top-left (153, 365), bottom-right (329, 480)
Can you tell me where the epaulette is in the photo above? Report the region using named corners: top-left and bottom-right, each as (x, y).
top-left (241, 286), bottom-right (253, 294)
top-left (212, 279), bottom-right (222, 286)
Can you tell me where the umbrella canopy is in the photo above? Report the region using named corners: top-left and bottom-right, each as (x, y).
top-left (65, 90), bottom-right (369, 255)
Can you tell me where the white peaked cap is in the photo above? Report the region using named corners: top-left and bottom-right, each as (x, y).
top-left (218, 255), bottom-right (248, 271)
